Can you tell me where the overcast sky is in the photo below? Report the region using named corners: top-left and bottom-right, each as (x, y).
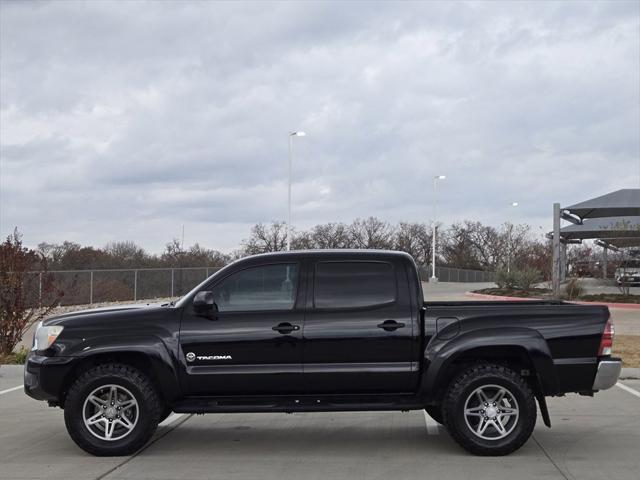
top-left (1, 0), bottom-right (639, 254)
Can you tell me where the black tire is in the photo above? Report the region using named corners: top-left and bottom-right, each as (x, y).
top-left (424, 404), bottom-right (444, 424)
top-left (442, 363), bottom-right (536, 456)
top-left (64, 363), bottom-right (164, 456)
top-left (158, 407), bottom-right (173, 424)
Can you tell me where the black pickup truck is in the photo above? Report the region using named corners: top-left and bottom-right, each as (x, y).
top-left (24, 250), bottom-right (621, 456)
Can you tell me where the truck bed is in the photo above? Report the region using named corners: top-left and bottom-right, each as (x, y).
top-left (423, 300), bottom-right (610, 394)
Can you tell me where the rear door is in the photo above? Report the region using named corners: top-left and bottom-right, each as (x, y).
top-left (302, 258), bottom-right (418, 394)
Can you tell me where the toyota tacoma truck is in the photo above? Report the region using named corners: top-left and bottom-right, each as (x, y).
top-left (24, 250), bottom-right (621, 456)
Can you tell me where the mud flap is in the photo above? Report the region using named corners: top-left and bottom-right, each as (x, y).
top-left (534, 374), bottom-right (551, 428)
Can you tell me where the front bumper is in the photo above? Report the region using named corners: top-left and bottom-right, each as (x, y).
top-left (24, 352), bottom-right (77, 403)
top-left (592, 358), bottom-right (622, 391)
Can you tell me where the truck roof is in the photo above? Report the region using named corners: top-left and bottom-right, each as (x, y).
top-left (241, 249), bottom-right (414, 261)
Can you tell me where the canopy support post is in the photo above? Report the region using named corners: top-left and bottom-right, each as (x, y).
top-left (552, 203), bottom-right (561, 298)
top-left (560, 241), bottom-right (567, 282)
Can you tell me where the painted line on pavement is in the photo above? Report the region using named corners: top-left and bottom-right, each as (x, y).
top-left (159, 412), bottom-right (184, 427)
top-left (97, 413), bottom-right (193, 480)
top-left (0, 385), bottom-right (22, 395)
top-left (422, 410), bottom-right (440, 435)
top-left (616, 382), bottom-right (640, 399)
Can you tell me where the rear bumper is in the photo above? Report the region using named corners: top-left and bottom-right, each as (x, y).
top-left (592, 358), bottom-right (622, 391)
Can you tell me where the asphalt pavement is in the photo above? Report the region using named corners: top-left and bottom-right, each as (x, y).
top-left (1, 364), bottom-right (640, 480)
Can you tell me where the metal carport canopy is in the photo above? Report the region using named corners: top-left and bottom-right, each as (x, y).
top-left (597, 237), bottom-right (640, 248)
top-left (563, 188), bottom-right (640, 221)
top-left (560, 216), bottom-right (640, 241)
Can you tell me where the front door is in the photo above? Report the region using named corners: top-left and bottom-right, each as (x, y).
top-left (179, 262), bottom-right (305, 395)
top-left (302, 259), bottom-right (418, 394)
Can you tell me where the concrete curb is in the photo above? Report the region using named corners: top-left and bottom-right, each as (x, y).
top-left (466, 291), bottom-right (640, 310)
top-left (465, 292), bottom-right (544, 302)
top-left (621, 368), bottom-right (640, 380)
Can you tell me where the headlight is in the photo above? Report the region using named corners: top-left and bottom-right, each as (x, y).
top-left (32, 322), bottom-right (64, 351)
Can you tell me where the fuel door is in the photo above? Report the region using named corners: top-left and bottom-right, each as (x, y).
top-left (436, 317), bottom-right (460, 340)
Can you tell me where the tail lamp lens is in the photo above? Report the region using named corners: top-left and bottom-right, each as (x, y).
top-left (598, 318), bottom-right (614, 356)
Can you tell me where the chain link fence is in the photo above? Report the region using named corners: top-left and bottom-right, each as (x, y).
top-left (27, 267), bottom-right (223, 307)
top-left (418, 265), bottom-right (496, 283)
top-left (25, 264), bottom-right (495, 307)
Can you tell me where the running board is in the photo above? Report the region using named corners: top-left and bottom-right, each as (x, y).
top-left (173, 394), bottom-right (423, 414)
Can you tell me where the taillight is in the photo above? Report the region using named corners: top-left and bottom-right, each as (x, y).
top-left (598, 318), bottom-right (614, 356)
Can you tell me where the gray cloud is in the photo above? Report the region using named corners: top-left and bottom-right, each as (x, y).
top-left (1, 0), bottom-right (638, 253)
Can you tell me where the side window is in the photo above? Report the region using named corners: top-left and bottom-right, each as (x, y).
top-left (213, 264), bottom-right (299, 312)
top-left (314, 261), bottom-right (396, 309)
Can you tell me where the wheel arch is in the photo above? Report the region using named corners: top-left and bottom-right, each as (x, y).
top-left (59, 342), bottom-right (181, 407)
top-left (421, 327), bottom-right (558, 404)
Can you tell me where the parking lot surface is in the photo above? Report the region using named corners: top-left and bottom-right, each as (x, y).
top-left (1, 364), bottom-right (639, 480)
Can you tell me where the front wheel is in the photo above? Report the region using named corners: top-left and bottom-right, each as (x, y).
top-left (442, 364), bottom-right (537, 456)
top-left (64, 363), bottom-right (164, 456)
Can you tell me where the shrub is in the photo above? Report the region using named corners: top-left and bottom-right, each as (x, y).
top-left (495, 269), bottom-right (518, 289)
top-left (617, 280), bottom-right (631, 297)
top-left (563, 278), bottom-right (585, 300)
top-left (14, 346), bottom-right (29, 364)
top-left (514, 267), bottom-right (541, 292)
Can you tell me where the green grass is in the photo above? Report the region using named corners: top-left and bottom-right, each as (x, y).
top-left (472, 287), bottom-right (551, 298)
top-left (0, 347), bottom-right (29, 365)
top-left (579, 294), bottom-right (640, 304)
top-left (473, 289), bottom-right (640, 304)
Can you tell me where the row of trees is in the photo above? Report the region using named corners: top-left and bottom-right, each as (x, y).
top-left (34, 217), bottom-right (550, 275)
top-left (37, 239), bottom-right (230, 271)
top-left (242, 217), bottom-right (550, 275)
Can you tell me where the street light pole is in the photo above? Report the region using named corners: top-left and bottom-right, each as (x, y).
top-left (287, 131), bottom-right (306, 251)
top-left (431, 175), bottom-right (446, 282)
top-left (507, 201), bottom-right (519, 273)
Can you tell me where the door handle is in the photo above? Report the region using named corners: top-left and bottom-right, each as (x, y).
top-left (377, 320), bottom-right (405, 331)
top-left (272, 322), bottom-right (300, 334)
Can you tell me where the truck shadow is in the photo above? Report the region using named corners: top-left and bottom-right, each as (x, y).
top-left (149, 416), bottom-right (470, 458)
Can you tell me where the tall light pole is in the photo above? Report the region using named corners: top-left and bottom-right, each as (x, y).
top-left (287, 131), bottom-right (306, 251)
top-left (431, 175), bottom-right (446, 282)
top-left (507, 201), bottom-right (519, 273)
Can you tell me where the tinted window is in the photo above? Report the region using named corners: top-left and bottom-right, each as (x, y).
top-left (213, 264), bottom-right (298, 312)
top-left (314, 261), bottom-right (396, 309)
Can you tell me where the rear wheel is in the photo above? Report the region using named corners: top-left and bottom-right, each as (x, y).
top-left (64, 363), bottom-right (163, 456)
top-left (442, 364), bottom-right (536, 456)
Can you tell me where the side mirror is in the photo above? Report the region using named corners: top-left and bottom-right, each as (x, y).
top-left (193, 291), bottom-right (217, 317)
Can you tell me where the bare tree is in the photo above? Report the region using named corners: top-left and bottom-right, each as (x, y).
top-left (242, 222), bottom-right (288, 255)
top-left (441, 222), bottom-right (483, 269)
top-left (309, 223), bottom-right (350, 249)
top-left (349, 217), bottom-right (394, 249)
top-left (1, 229), bottom-right (62, 355)
top-left (501, 222), bottom-right (531, 271)
top-left (161, 238), bottom-right (185, 264)
top-left (104, 241), bottom-right (148, 268)
top-left (394, 222), bottom-right (431, 265)
top-left (184, 243), bottom-right (230, 267)
top-left (291, 230), bottom-right (314, 250)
